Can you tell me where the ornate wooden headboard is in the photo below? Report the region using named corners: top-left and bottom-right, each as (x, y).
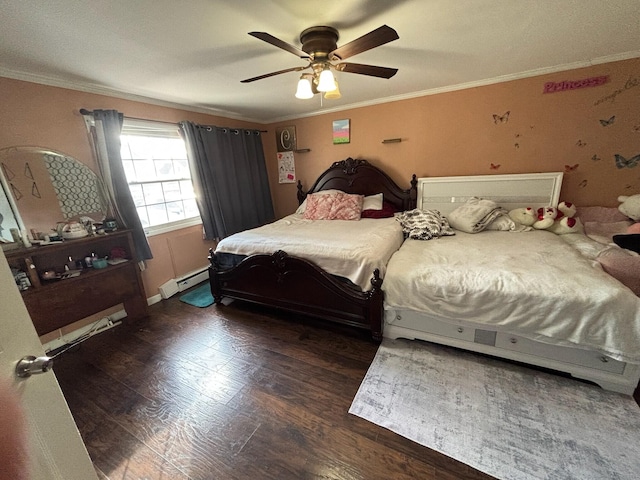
top-left (296, 157), bottom-right (417, 211)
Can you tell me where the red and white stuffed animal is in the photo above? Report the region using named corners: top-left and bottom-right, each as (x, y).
top-left (532, 206), bottom-right (560, 230)
top-left (548, 201), bottom-right (583, 234)
top-left (531, 202), bottom-right (583, 234)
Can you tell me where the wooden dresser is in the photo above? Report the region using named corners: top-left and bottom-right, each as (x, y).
top-left (5, 230), bottom-right (147, 336)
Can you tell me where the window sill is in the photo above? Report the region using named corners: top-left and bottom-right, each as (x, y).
top-left (144, 217), bottom-right (202, 237)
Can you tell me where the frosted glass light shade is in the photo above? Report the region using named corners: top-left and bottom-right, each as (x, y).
top-left (295, 77), bottom-right (314, 99)
top-left (317, 68), bottom-right (336, 92)
top-left (324, 79), bottom-right (341, 99)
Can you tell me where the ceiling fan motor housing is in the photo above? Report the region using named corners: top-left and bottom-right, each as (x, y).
top-left (300, 26), bottom-right (339, 60)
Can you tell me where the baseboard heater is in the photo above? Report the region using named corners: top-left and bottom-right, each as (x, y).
top-left (159, 266), bottom-right (209, 299)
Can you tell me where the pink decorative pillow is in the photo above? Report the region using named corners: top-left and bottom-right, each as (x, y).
top-left (361, 201), bottom-right (398, 218)
top-left (303, 192), bottom-right (363, 220)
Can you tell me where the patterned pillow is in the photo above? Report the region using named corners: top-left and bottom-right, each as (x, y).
top-left (396, 208), bottom-right (456, 240)
top-left (304, 192), bottom-right (364, 220)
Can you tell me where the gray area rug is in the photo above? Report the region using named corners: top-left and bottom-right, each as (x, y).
top-left (349, 338), bottom-right (640, 480)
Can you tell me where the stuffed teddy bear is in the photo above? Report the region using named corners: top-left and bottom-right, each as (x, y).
top-left (618, 194), bottom-right (640, 233)
top-left (532, 206), bottom-right (560, 230)
top-left (508, 207), bottom-right (537, 228)
top-left (547, 201), bottom-right (583, 234)
top-left (515, 202), bottom-right (582, 234)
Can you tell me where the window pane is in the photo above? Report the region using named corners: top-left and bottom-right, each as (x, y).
top-left (166, 201), bottom-right (184, 222)
top-left (122, 159), bottom-right (136, 182)
top-left (147, 203), bottom-right (168, 226)
top-left (154, 159), bottom-right (174, 180)
top-left (162, 181), bottom-right (182, 202)
top-left (183, 198), bottom-right (199, 218)
top-left (129, 184), bottom-right (145, 207)
top-left (180, 180), bottom-right (194, 199)
top-left (136, 206), bottom-right (149, 228)
top-left (174, 159), bottom-right (190, 178)
top-left (142, 183), bottom-right (165, 204)
top-left (134, 159), bottom-right (156, 182)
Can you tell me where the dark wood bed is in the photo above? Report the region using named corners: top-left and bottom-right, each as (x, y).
top-left (208, 157), bottom-right (417, 341)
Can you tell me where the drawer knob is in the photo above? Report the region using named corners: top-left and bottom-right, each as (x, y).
top-left (457, 327), bottom-right (464, 333)
top-left (600, 356), bottom-right (609, 363)
top-left (510, 337), bottom-right (517, 344)
top-left (396, 315), bottom-right (402, 321)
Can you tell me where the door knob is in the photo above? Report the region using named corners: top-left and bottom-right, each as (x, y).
top-left (15, 355), bottom-right (54, 378)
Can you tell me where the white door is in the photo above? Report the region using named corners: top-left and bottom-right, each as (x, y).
top-left (0, 248), bottom-right (97, 480)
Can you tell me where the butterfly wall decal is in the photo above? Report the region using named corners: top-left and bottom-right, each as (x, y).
top-left (490, 163), bottom-right (501, 170)
top-left (576, 140), bottom-right (587, 147)
top-left (564, 164), bottom-right (579, 172)
top-left (614, 154), bottom-right (640, 169)
top-left (579, 180), bottom-right (588, 188)
top-left (599, 116), bottom-right (615, 127)
top-left (591, 154), bottom-right (601, 162)
top-left (492, 111), bottom-right (510, 124)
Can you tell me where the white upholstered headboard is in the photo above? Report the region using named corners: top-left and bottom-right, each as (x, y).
top-left (417, 172), bottom-right (564, 216)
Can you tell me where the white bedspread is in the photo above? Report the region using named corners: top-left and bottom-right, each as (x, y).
top-left (215, 214), bottom-right (404, 291)
top-left (383, 230), bottom-right (640, 363)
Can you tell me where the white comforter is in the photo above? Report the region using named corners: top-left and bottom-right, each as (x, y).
top-left (383, 230), bottom-right (640, 363)
top-left (215, 214), bottom-right (404, 291)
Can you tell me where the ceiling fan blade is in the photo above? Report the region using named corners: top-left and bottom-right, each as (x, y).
top-left (248, 32), bottom-right (310, 59)
top-left (241, 66), bottom-right (309, 83)
top-left (329, 25), bottom-right (399, 61)
top-left (335, 62), bottom-right (398, 79)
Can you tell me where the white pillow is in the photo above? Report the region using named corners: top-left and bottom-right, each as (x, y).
top-left (295, 189), bottom-right (343, 214)
top-left (362, 193), bottom-right (383, 211)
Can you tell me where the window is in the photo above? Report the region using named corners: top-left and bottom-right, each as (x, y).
top-left (119, 119), bottom-right (200, 235)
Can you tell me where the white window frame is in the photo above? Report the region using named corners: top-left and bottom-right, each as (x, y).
top-left (120, 118), bottom-right (201, 237)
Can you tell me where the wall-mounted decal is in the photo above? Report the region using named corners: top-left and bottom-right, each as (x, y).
top-left (543, 75), bottom-right (608, 94)
top-left (599, 116), bottom-right (616, 127)
top-left (591, 154), bottom-right (601, 162)
top-left (10, 183), bottom-right (22, 201)
top-left (24, 162), bottom-right (34, 179)
top-left (332, 119), bottom-right (350, 144)
top-left (275, 126), bottom-right (296, 152)
top-left (594, 75), bottom-right (639, 106)
top-left (579, 180), bottom-right (588, 188)
top-left (576, 140), bottom-right (587, 147)
top-left (31, 182), bottom-right (40, 198)
top-left (614, 153), bottom-right (639, 169)
top-left (1, 163), bottom-right (15, 181)
top-left (490, 163), bottom-right (501, 170)
top-left (492, 111), bottom-right (509, 124)
top-left (564, 164), bottom-right (579, 173)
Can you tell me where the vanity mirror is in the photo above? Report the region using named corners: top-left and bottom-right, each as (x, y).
top-left (0, 146), bottom-right (108, 247)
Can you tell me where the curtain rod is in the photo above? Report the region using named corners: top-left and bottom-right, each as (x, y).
top-left (80, 109), bottom-right (267, 132)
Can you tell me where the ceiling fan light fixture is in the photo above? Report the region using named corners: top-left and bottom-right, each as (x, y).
top-left (324, 79), bottom-right (341, 99)
top-left (317, 66), bottom-right (336, 92)
top-left (295, 75), bottom-right (314, 99)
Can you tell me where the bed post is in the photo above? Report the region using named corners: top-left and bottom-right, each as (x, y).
top-left (367, 269), bottom-right (384, 343)
top-left (296, 180), bottom-right (306, 205)
top-left (208, 247), bottom-right (222, 304)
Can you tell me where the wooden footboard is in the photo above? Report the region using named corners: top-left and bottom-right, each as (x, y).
top-left (209, 249), bottom-right (384, 341)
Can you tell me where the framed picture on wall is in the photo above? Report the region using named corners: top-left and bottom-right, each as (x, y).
top-left (275, 126), bottom-right (297, 152)
top-left (333, 119), bottom-right (350, 144)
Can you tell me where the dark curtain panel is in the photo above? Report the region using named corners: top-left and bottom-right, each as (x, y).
top-left (179, 121), bottom-right (274, 239)
top-left (90, 109), bottom-right (153, 261)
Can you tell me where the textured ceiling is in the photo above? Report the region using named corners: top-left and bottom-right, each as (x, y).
top-left (1, 0), bottom-right (639, 123)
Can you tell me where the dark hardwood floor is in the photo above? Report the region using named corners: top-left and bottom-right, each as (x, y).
top-left (53, 286), bottom-right (495, 480)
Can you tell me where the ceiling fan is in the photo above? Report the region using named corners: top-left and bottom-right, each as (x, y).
top-left (241, 25), bottom-right (399, 99)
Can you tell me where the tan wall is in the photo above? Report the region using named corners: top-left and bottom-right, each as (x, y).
top-left (2, 55), bottom-right (639, 308)
top-left (0, 77), bottom-right (260, 300)
top-left (265, 57), bottom-right (640, 218)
